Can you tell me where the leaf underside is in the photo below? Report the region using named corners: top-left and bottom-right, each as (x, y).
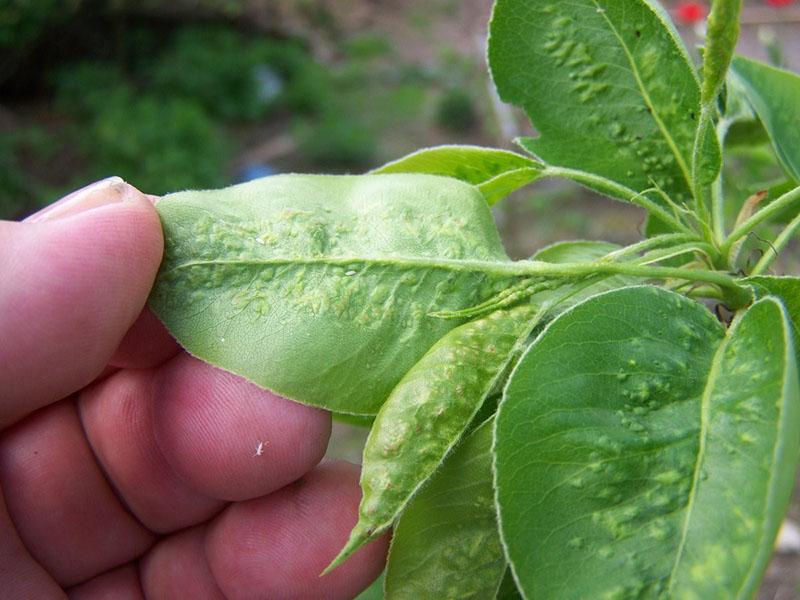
top-left (149, 173), bottom-right (521, 415)
top-left (385, 418), bottom-right (507, 600)
top-left (495, 286), bottom-right (800, 599)
top-left (489, 0), bottom-right (720, 206)
top-left (325, 306), bottom-right (537, 572)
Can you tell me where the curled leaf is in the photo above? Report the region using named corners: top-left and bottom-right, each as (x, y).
top-left (324, 305), bottom-right (538, 573)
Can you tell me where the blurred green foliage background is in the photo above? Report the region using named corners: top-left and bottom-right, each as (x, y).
top-left (1, 0), bottom-right (798, 264)
top-left (0, 0), bottom-right (495, 221)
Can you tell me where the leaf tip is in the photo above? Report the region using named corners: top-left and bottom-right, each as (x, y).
top-left (320, 525), bottom-right (374, 576)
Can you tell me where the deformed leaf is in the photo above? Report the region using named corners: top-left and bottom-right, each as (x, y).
top-left (373, 145), bottom-right (542, 205)
top-left (701, 0), bottom-right (743, 105)
top-left (731, 56), bottom-right (800, 182)
top-left (489, 0), bottom-right (721, 206)
top-left (495, 286), bottom-right (800, 599)
top-left (149, 173), bottom-right (522, 416)
top-left (384, 417), bottom-right (507, 600)
top-left (325, 305), bottom-right (538, 572)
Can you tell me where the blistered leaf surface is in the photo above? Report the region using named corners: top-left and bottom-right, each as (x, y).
top-left (149, 173), bottom-right (519, 415)
top-left (489, 0), bottom-right (720, 204)
top-left (385, 418), bottom-right (507, 600)
top-left (327, 306), bottom-right (536, 570)
top-left (495, 286), bottom-right (800, 599)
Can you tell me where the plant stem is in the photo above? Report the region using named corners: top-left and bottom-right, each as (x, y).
top-left (634, 242), bottom-right (716, 266)
top-left (523, 260), bottom-right (750, 307)
top-left (750, 211), bottom-right (800, 275)
top-left (710, 118), bottom-right (733, 244)
top-left (720, 185), bottom-right (800, 258)
top-left (601, 234), bottom-right (697, 261)
top-left (539, 166), bottom-right (694, 235)
top-left (690, 104), bottom-right (714, 224)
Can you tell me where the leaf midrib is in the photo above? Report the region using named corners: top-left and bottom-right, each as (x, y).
top-left (588, 0), bottom-right (694, 196)
top-left (165, 255), bottom-right (527, 278)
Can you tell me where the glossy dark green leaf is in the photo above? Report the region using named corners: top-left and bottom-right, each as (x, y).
top-left (496, 286), bottom-right (800, 599)
top-left (489, 0), bottom-right (721, 206)
top-left (384, 418), bottom-right (506, 600)
top-left (495, 570), bottom-right (523, 600)
top-left (372, 145), bottom-right (542, 205)
top-left (731, 56), bottom-right (800, 182)
top-left (149, 173), bottom-right (522, 415)
top-left (326, 306), bottom-right (538, 571)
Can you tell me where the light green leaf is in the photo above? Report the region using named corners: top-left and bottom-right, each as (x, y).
top-left (149, 173), bottom-right (521, 416)
top-left (531, 240), bottom-right (620, 263)
top-left (489, 0), bottom-right (721, 206)
top-left (325, 306), bottom-right (538, 572)
top-left (701, 0), bottom-right (743, 105)
top-left (384, 417), bottom-right (507, 600)
top-left (496, 286), bottom-right (800, 599)
top-left (731, 56), bottom-right (800, 182)
top-left (372, 145), bottom-right (542, 205)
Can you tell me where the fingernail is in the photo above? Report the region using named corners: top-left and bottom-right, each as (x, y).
top-left (25, 176), bottom-right (142, 223)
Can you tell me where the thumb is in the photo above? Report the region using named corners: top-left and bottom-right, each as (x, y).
top-left (0, 178), bottom-right (164, 427)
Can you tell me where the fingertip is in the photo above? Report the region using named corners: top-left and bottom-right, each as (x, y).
top-left (0, 185), bottom-right (164, 422)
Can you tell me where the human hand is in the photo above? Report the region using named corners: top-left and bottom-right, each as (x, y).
top-left (0, 178), bottom-right (388, 599)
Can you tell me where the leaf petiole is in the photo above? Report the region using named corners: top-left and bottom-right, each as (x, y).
top-left (539, 166), bottom-right (695, 235)
top-left (750, 211), bottom-right (800, 275)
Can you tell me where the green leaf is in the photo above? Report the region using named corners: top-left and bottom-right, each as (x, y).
top-left (489, 0), bottom-right (721, 206)
top-left (731, 56), bottom-right (800, 182)
top-left (531, 240), bottom-right (620, 263)
top-left (495, 286), bottom-right (800, 599)
top-left (325, 306), bottom-right (538, 572)
top-left (495, 570), bottom-right (523, 600)
top-left (149, 173), bottom-right (520, 416)
top-left (720, 69), bottom-right (765, 146)
top-left (384, 417), bottom-right (507, 600)
top-left (701, 0), bottom-right (743, 105)
top-left (355, 572), bottom-right (385, 600)
top-left (372, 145), bottom-right (542, 205)
top-left (745, 276), bottom-right (800, 361)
